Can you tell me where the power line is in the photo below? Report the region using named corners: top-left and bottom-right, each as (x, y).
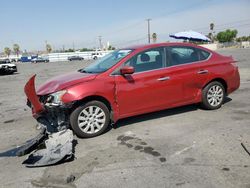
top-left (112, 36), bottom-right (147, 47)
top-left (194, 19), bottom-right (250, 32)
top-left (102, 21), bottom-right (145, 38)
top-left (151, 0), bottom-right (211, 20)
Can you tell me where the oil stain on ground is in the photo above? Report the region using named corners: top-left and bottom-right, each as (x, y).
top-left (31, 135), bottom-right (159, 188)
top-left (3, 119), bottom-right (15, 124)
top-left (231, 110), bottom-right (250, 121)
top-left (117, 134), bottom-right (166, 163)
top-left (31, 133), bottom-right (166, 187)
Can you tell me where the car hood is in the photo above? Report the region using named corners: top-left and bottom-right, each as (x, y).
top-left (37, 71), bottom-right (97, 95)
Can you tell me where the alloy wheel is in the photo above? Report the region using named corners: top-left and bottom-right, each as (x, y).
top-left (77, 105), bottom-right (106, 134)
top-left (207, 85), bottom-right (224, 107)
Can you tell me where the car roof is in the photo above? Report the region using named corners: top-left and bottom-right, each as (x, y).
top-left (121, 42), bottom-right (211, 52)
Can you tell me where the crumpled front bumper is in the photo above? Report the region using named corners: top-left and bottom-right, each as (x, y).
top-left (24, 74), bottom-right (45, 117)
top-left (19, 75), bottom-right (75, 167)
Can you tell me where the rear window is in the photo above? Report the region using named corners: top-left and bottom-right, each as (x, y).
top-left (199, 49), bottom-right (210, 60)
top-left (169, 46), bottom-right (199, 66)
top-left (168, 46), bottom-right (211, 66)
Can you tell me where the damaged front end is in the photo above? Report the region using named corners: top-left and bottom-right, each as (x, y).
top-left (17, 74), bottom-right (75, 167)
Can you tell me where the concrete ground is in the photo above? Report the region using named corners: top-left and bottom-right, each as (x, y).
top-left (0, 49), bottom-right (249, 188)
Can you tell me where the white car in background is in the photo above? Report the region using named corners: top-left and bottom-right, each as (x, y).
top-left (91, 52), bottom-right (104, 60)
top-left (0, 59), bottom-right (17, 74)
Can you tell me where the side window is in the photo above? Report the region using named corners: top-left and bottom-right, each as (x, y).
top-left (169, 46), bottom-right (199, 66)
top-left (198, 49), bottom-right (211, 61)
top-left (125, 48), bottom-right (164, 73)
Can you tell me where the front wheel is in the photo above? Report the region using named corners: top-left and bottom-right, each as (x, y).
top-left (201, 81), bottom-right (225, 110)
top-left (70, 101), bottom-right (110, 138)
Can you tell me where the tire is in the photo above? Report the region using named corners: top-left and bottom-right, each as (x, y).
top-left (201, 81), bottom-right (225, 110)
top-left (70, 101), bottom-right (110, 138)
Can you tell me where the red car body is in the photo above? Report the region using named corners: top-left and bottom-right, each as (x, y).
top-left (25, 42), bottom-right (240, 124)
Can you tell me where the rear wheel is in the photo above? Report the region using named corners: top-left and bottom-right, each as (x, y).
top-left (70, 101), bottom-right (110, 138)
top-left (201, 81), bottom-right (225, 110)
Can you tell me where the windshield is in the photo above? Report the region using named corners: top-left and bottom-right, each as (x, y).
top-left (0, 60), bottom-right (8, 64)
top-left (80, 49), bottom-right (132, 73)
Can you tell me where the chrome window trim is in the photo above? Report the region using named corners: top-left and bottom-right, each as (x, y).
top-left (109, 47), bottom-right (212, 76)
top-left (166, 52), bottom-right (212, 69)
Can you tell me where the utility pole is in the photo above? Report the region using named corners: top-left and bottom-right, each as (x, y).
top-left (45, 40), bottom-right (48, 53)
top-left (146, 18), bottom-right (152, 44)
top-left (98, 36), bottom-right (102, 50)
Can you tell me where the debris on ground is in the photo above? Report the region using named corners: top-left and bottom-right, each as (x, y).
top-left (241, 142), bottom-right (250, 156)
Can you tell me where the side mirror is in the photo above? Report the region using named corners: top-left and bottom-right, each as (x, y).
top-left (120, 66), bottom-right (134, 75)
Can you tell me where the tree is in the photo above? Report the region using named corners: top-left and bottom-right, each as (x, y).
top-left (236, 35), bottom-right (250, 42)
top-left (13, 44), bottom-right (20, 57)
top-left (65, 48), bottom-right (74, 52)
top-left (108, 45), bottom-right (115, 50)
top-left (216, 29), bottom-right (238, 43)
top-left (152, 33), bottom-right (157, 43)
top-left (4, 47), bottom-right (11, 57)
top-left (209, 23), bottom-right (215, 42)
top-left (210, 23), bottom-right (214, 31)
top-left (208, 33), bottom-right (212, 39)
top-left (46, 44), bottom-right (52, 53)
top-left (80, 48), bottom-right (94, 52)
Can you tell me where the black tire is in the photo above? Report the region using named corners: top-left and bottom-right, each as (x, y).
top-left (70, 100), bottom-right (110, 138)
top-left (201, 81), bottom-right (225, 110)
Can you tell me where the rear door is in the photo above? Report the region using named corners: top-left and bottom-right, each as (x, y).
top-left (166, 46), bottom-right (210, 102)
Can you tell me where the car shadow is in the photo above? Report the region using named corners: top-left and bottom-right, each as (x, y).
top-left (113, 96), bottom-right (232, 129)
top-left (224, 96), bottom-right (232, 103)
top-left (0, 72), bottom-right (19, 76)
top-left (113, 104), bottom-right (199, 129)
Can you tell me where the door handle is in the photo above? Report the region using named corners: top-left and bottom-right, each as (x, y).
top-left (157, 77), bottom-right (170, 81)
top-left (197, 70), bottom-right (208, 74)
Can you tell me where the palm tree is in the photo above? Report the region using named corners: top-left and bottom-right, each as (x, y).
top-left (46, 44), bottom-right (52, 53)
top-left (13, 44), bottom-right (20, 58)
top-left (209, 23), bottom-right (215, 42)
top-left (4, 47), bottom-right (11, 57)
top-left (210, 23), bottom-right (214, 31)
top-left (152, 33), bottom-right (157, 43)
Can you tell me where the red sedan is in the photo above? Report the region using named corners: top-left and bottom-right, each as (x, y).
top-left (25, 43), bottom-right (240, 138)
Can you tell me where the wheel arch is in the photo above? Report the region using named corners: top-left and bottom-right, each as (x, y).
top-left (71, 95), bottom-right (114, 121)
top-left (203, 78), bottom-right (228, 94)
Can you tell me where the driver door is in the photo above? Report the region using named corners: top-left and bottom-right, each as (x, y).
top-left (114, 47), bottom-right (182, 118)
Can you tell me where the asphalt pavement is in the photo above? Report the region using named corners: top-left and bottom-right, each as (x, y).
top-left (0, 49), bottom-right (249, 188)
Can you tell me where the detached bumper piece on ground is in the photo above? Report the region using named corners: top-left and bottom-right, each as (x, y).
top-left (22, 129), bottom-right (74, 167)
top-left (16, 127), bottom-right (74, 167)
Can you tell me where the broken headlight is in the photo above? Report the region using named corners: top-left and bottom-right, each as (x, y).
top-left (48, 90), bottom-right (67, 105)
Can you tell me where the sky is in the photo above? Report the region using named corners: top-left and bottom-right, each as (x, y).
top-left (0, 0), bottom-right (249, 51)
